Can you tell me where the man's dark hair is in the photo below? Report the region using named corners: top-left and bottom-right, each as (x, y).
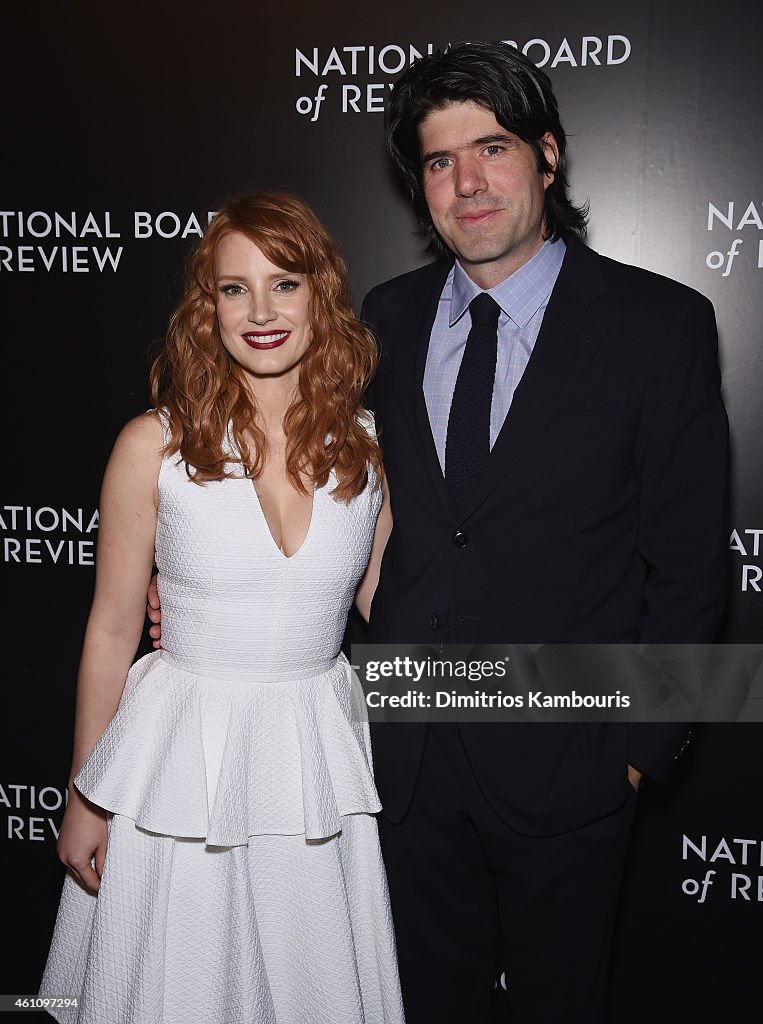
top-left (385, 40), bottom-right (588, 256)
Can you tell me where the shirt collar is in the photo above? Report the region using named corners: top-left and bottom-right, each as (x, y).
top-left (449, 237), bottom-right (566, 328)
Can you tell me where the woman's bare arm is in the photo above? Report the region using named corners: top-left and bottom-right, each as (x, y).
top-left (355, 475), bottom-right (392, 625)
top-left (57, 412), bottom-right (162, 891)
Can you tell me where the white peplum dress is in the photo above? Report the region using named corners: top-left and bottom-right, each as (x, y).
top-left (40, 425), bottom-right (405, 1024)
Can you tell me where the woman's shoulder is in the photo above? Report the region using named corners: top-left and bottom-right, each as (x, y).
top-left (110, 410), bottom-right (166, 462)
top-left (100, 411), bottom-right (165, 504)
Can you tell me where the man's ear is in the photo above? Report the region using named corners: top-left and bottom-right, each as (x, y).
top-left (540, 132), bottom-right (559, 186)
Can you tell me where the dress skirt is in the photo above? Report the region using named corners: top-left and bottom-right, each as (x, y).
top-left (41, 811), bottom-right (402, 1023)
top-left (39, 654), bottom-right (405, 1023)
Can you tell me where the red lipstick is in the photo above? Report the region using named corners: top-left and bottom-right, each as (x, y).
top-left (242, 330), bottom-right (291, 350)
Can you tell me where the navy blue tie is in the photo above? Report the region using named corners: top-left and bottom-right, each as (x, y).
top-left (445, 293), bottom-right (501, 520)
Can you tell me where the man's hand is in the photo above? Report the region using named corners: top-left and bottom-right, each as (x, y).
top-left (147, 572), bottom-right (162, 649)
top-left (627, 763), bottom-right (643, 792)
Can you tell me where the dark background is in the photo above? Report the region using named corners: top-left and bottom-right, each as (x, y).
top-left (2, 2), bottom-right (761, 1020)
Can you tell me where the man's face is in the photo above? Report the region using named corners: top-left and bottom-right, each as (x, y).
top-left (418, 100), bottom-right (558, 288)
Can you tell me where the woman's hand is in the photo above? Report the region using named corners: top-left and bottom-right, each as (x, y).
top-left (56, 789), bottom-right (109, 894)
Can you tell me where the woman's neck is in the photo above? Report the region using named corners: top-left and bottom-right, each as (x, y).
top-left (248, 375), bottom-right (298, 439)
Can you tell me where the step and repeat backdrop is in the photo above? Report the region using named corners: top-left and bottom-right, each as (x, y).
top-left (2, 1), bottom-right (761, 1020)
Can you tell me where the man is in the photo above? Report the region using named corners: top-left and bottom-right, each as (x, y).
top-left (360, 40), bottom-right (728, 1024)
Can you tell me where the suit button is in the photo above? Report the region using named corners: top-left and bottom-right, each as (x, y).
top-left (452, 530), bottom-right (470, 548)
top-left (430, 614), bottom-right (439, 631)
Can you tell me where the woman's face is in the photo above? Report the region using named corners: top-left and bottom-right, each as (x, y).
top-left (215, 231), bottom-right (312, 388)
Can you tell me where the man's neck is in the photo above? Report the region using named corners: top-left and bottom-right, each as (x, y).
top-left (457, 236), bottom-right (548, 290)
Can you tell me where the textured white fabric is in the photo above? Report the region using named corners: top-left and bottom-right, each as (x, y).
top-left (40, 431), bottom-right (405, 1023)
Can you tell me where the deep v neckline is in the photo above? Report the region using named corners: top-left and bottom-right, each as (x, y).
top-left (249, 480), bottom-right (317, 561)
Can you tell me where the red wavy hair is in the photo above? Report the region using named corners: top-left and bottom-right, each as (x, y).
top-left (150, 192), bottom-right (381, 501)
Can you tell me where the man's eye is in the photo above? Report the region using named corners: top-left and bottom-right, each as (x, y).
top-left (429, 158), bottom-right (451, 171)
top-left (484, 145), bottom-right (503, 156)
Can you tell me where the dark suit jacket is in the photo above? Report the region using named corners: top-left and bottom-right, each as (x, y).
top-left (360, 236), bottom-right (729, 835)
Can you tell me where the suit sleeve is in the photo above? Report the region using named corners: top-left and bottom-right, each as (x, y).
top-left (628, 292), bottom-right (729, 780)
top-left (636, 292), bottom-right (729, 641)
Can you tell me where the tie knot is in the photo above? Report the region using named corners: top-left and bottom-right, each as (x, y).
top-left (469, 293), bottom-right (501, 330)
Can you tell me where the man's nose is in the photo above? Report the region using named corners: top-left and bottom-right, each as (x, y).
top-left (454, 156), bottom-right (488, 197)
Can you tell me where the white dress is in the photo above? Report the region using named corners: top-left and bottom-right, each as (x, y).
top-left (39, 425), bottom-right (405, 1024)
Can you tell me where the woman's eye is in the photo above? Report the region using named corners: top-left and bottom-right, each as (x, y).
top-left (274, 280), bottom-right (300, 292)
top-left (220, 283), bottom-right (245, 296)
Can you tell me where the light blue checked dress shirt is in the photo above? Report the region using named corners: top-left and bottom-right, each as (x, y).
top-left (423, 238), bottom-right (566, 472)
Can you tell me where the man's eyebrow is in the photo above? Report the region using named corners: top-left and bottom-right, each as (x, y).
top-left (421, 133), bottom-right (516, 164)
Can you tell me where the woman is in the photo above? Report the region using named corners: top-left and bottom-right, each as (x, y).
top-left (39, 192), bottom-right (401, 1023)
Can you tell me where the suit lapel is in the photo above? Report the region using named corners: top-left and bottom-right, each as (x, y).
top-left (391, 261), bottom-right (453, 516)
top-left (464, 239), bottom-right (612, 518)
